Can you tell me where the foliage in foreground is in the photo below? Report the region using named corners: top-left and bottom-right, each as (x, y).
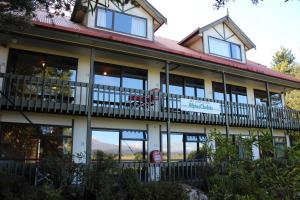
top-left (199, 129), bottom-right (300, 200)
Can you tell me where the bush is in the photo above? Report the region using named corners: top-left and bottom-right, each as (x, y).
top-left (198, 129), bottom-right (300, 200)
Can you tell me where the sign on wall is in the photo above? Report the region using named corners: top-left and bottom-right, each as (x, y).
top-left (180, 98), bottom-right (221, 114)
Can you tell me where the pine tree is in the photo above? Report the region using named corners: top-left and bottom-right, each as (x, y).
top-left (271, 47), bottom-right (300, 110)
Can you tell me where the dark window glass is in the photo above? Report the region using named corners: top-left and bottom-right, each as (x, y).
top-left (161, 73), bottom-right (204, 98)
top-left (7, 49), bottom-right (77, 81)
top-left (94, 64), bottom-right (121, 87)
top-left (162, 133), bottom-right (207, 161)
top-left (213, 82), bottom-right (247, 103)
top-left (0, 123), bottom-right (72, 162)
top-left (274, 136), bottom-right (287, 158)
top-left (254, 90), bottom-right (282, 108)
top-left (96, 8), bottom-right (146, 37)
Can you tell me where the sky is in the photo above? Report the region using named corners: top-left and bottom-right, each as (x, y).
top-left (147, 0), bottom-right (300, 67)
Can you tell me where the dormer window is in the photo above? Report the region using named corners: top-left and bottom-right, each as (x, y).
top-left (208, 36), bottom-right (242, 61)
top-left (96, 7), bottom-right (147, 38)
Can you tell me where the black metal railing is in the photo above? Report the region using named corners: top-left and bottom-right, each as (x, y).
top-left (1, 73), bottom-right (300, 130)
top-left (0, 160), bottom-right (206, 185)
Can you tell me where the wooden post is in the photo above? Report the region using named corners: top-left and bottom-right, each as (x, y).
top-left (165, 61), bottom-right (171, 164)
top-left (86, 48), bottom-right (95, 164)
top-left (222, 72), bottom-right (229, 139)
top-left (265, 82), bottom-right (274, 138)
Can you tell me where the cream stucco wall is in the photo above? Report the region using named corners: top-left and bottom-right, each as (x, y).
top-left (85, 0), bottom-right (154, 41)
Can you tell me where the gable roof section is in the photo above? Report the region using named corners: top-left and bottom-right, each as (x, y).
top-left (30, 12), bottom-right (300, 86)
top-left (179, 15), bottom-right (256, 50)
top-left (137, 0), bottom-right (167, 31)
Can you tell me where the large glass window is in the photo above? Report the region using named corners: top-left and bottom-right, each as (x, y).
top-left (254, 90), bottom-right (283, 108)
top-left (94, 63), bottom-right (147, 90)
top-left (161, 132), bottom-right (207, 161)
top-left (212, 82), bottom-right (247, 104)
top-left (96, 7), bottom-right (147, 38)
top-left (0, 123), bottom-right (72, 162)
top-left (7, 49), bottom-right (77, 81)
top-left (208, 37), bottom-right (242, 60)
top-left (91, 129), bottom-right (147, 162)
top-left (161, 73), bottom-right (205, 98)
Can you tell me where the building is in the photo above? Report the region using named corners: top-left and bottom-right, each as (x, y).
top-left (1, 0), bottom-right (300, 166)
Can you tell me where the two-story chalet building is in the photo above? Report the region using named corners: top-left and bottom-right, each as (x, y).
top-left (1, 0), bottom-right (300, 166)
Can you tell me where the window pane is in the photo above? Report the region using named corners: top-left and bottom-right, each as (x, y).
top-left (94, 64), bottom-right (121, 87)
top-left (254, 90), bottom-right (268, 106)
top-left (231, 43), bottom-right (241, 60)
top-left (122, 130), bottom-right (146, 140)
top-left (91, 130), bottom-right (119, 160)
top-left (115, 12), bottom-right (132, 35)
top-left (121, 140), bottom-right (146, 161)
top-left (185, 86), bottom-right (195, 97)
top-left (97, 8), bottom-right (113, 29)
top-left (131, 17), bottom-right (146, 37)
top-left (271, 93), bottom-right (283, 108)
top-left (274, 137), bottom-right (286, 158)
top-left (186, 142), bottom-right (198, 160)
top-left (123, 77), bottom-right (144, 90)
top-left (209, 37), bottom-right (231, 58)
top-left (196, 88), bottom-right (205, 98)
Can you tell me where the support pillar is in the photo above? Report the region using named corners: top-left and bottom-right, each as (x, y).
top-left (222, 72), bottom-right (229, 139)
top-left (86, 48), bottom-right (95, 163)
top-left (265, 82), bottom-right (274, 138)
top-left (165, 61), bottom-right (171, 164)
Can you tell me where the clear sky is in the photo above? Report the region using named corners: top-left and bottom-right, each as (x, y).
top-left (148, 0), bottom-right (300, 67)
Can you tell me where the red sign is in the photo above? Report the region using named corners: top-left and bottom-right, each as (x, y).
top-left (150, 150), bottom-right (163, 163)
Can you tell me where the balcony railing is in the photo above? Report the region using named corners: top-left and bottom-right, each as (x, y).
top-left (0, 160), bottom-right (206, 185)
top-left (1, 73), bottom-right (300, 130)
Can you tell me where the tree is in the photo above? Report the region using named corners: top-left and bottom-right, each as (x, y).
top-left (214, 0), bottom-right (291, 9)
top-left (0, 0), bottom-right (137, 29)
top-left (271, 47), bottom-right (295, 74)
top-left (271, 47), bottom-right (300, 110)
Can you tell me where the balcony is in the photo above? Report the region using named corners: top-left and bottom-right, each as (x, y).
top-left (1, 73), bottom-right (300, 130)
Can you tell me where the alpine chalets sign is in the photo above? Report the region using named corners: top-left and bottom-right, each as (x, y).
top-left (180, 98), bottom-right (221, 114)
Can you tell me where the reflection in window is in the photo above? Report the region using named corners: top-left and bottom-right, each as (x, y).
top-left (208, 37), bottom-right (242, 60)
top-left (254, 90), bottom-right (283, 108)
top-left (274, 136), bottom-right (287, 158)
top-left (91, 129), bottom-right (147, 162)
top-left (96, 8), bottom-right (147, 37)
top-left (0, 123), bottom-right (72, 162)
top-left (8, 49), bottom-right (77, 81)
top-left (91, 130), bottom-right (119, 160)
top-left (162, 133), bottom-right (207, 161)
top-left (161, 73), bottom-right (205, 98)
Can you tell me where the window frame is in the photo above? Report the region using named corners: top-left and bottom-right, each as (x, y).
top-left (160, 131), bottom-right (207, 161)
top-left (94, 62), bottom-right (148, 90)
top-left (160, 73), bottom-right (205, 98)
top-left (0, 122), bottom-right (74, 161)
top-left (208, 36), bottom-right (242, 61)
top-left (91, 128), bottom-right (148, 162)
top-left (95, 7), bottom-right (148, 38)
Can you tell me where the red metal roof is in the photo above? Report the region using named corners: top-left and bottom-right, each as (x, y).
top-left (32, 11), bottom-right (300, 85)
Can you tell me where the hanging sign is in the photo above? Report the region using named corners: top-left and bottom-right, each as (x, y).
top-left (180, 98), bottom-right (221, 114)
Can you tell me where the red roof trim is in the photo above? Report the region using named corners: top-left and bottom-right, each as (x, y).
top-left (31, 19), bottom-right (300, 85)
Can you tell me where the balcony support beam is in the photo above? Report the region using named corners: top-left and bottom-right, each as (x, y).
top-left (222, 72), bottom-right (230, 139)
top-left (265, 82), bottom-right (274, 138)
top-left (165, 61), bottom-right (171, 164)
top-left (86, 48), bottom-right (95, 164)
